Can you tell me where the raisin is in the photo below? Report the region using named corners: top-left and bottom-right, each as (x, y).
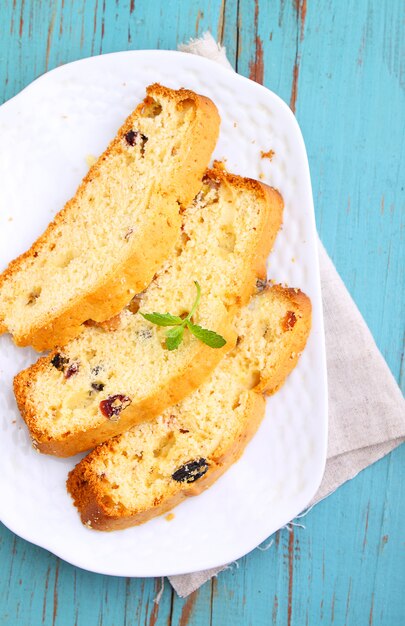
top-left (172, 458), bottom-right (209, 483)
top-left (256, 278), bottom-right (268, 293)
top-left (179, 428), bottom-right (189, 434)
top-left (51, 353), bottom-right (69, 372)
top-left (65, 362), bottom-right (79, 379)
top-left (91, 382), bottom-right (105, 392)
top-left (124, 130), bottom-right (148, 155)
top-left (99, 394), bottom-right (131, 421)
top-left (282, 310), bottom-right (297, 331)
top-left (124, 130), bottom-right (137, 146)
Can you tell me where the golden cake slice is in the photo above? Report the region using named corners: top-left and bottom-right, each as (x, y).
top-left (67, 285), bottom-right (312, 530)
top-left (0, 84), bottom-right (220, 350)
top-left (14, 167), bottom-right (283, 456)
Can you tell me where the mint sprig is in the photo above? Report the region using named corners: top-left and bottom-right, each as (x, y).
top-left (165, 325), bottom-right (184, 350)
top-left (186, 322), bottom-right (228, 348)
top-left (140, 281), bottom-right (227, 351)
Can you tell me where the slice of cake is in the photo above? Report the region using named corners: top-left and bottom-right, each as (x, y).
top-left (0, 84), bottom-right (220, 350)
top-left (14, 167), bottom-right (284, 456)
top-left (67, 284), bottom-right (312, 530)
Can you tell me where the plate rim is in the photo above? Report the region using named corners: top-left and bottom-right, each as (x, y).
top-left (0, 48), bottom-right (328, 577)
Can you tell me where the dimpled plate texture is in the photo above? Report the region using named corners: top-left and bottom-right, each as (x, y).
top-left (0, 51), bottom-right (327, 577)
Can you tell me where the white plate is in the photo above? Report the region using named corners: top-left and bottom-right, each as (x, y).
top-left (0, 50), bottom-right (327, 577)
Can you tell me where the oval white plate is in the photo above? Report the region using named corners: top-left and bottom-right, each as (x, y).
top-left (0, 50), bottom-right (327, 577)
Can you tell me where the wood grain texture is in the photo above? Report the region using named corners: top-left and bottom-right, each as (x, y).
top-left (0, 0), bottom-right (404, 624)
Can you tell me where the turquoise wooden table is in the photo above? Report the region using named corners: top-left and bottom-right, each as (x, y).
top-left (0, 1), bottom-right (403, 624)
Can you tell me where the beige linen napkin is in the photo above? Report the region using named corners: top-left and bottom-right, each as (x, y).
top-left (167, 34), bottom-right (405, 597)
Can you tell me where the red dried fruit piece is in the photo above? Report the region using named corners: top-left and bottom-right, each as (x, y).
top-left (282, 310), bottom-right (297, 331)
top-left (99, 394), bottom-right (131, 421)
top-left (65, 362), bottom-right (79, 379)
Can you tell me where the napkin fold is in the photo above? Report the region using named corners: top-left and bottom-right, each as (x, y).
top-left (168, 33), bottom-right (405, 597)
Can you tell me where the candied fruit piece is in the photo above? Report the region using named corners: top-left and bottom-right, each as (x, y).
top-left (65, 362), bottom-right (79, 379)
top-left (99, 394), bottom-right (131, 421)
top-left (282, 310), bottom-right (297, 331)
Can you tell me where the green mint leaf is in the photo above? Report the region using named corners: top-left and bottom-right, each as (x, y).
top-left (140, 312), bottom-right (183, 327)
top-left (186, 322), bottom-right (227, 348)
top-left (187, 281), bottom-right (202, 321)
top-left (165, 325), bottom-right (185, 350)
top-left (138, 282), bottom-right (225, 351)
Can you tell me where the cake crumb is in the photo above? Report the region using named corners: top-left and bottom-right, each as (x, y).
top-left (259, 173), bottom-right (265, 180)
top-left (291, 257), bottom-right (295, 263)
top-left (213, 159), bottom-right (227, 171)
top-left (233, 121), bottom-right (237, 127)
top-left (86, 154), bottom-right (97, 168)
top-left (165, 513), bottom-right (175, 522)
top-left (261, 149), bottom-right (275, 161)
top-left (8, 216), bottom-right (13, 222)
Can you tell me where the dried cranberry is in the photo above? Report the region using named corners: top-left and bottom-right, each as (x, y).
top-left (99, 394), bottom-right (131, 421)
top-left (91, 382), bottom-right (105, 392)
top-left (282, 311), bottom-right (297, 331)
top-left (51, 353), bottom-right (69, 372)
top-left (65, 362), bottom-right (79, 379)
top-left (172, 458), bottom-right (209, 483)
